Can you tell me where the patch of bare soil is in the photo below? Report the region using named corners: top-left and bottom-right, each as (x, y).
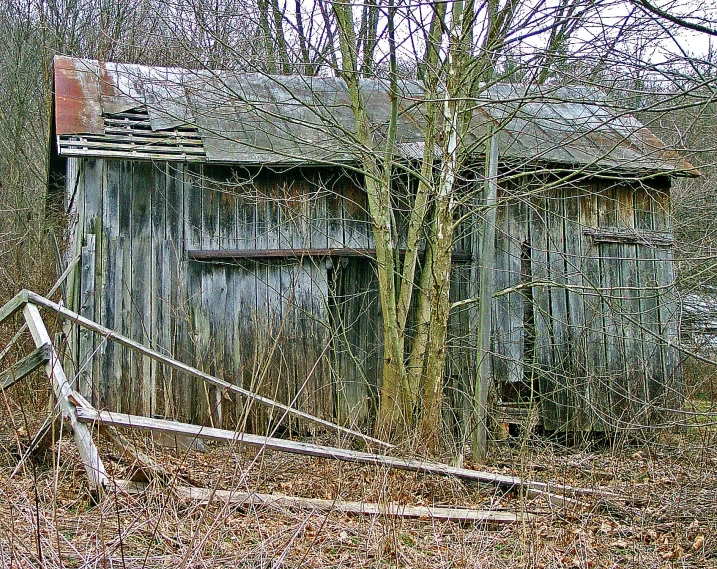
top-left (1, 379), bottom-right (715, 568)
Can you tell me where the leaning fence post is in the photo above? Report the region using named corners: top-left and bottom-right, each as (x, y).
top-left (22, 302), bottom-right (109, 490)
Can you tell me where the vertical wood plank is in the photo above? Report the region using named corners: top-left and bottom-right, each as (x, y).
top-left (150, 163), bottom-right (169, 419)
top-left (653, 185), bottom-right (681, 420)
top-left (118, 160), bottom-right (133, 413)
top-left (78, 234), bottom-right (96, 402)
top-left (579, 187), bottom-right (606, 432)
top-left (131, 161), bottom-right (153, 418)
top-left (201, 166), bottom-right (224, 426)
top-left (491, 194), bottom-right (509, 385)
top-left (634, 188), bottom-right (663, 421)
top-left (597, 185), bottom-right (624, 430)
top-left (79, 158), bottom-right (104, 407)
top-left (165, 163), bottom-right (184, 419)
top-left (326, 175), bottom-right (344, 248)
top-left (182, 164), bottom-right (205, 422)
top-left (100, 160), bottom-right (122, 409)
top-left (563, 189), bottom-right (590, 430)
top-left (617, 185), bottom-right (644, 428)
top-left (546, 190), bottom-right (569, 430)
top-left (529, 192), bottom-right (555, 429)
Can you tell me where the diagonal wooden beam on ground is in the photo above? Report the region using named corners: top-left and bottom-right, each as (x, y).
top-left (76, 408), bottom-right (595, 507)
top-left (116, 480), bottom-right (529, 523)
top-left (0, 343), bottom-right (52, 391)
top-left (22, 290), bottom-right (392, 450)
top-left (22, 303), bottom-right (109, 490)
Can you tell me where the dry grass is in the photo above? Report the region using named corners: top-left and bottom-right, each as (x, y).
top-left (1, 374), bottom-right (716, 568)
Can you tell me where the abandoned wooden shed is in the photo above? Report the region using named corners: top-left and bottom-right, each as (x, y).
top-left (49, 55), bottom-right (696, 436)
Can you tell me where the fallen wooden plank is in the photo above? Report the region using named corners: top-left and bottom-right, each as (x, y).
top-left (0, 343), bottom-right (51, 390)
top-left (76, 408), bottom-right (592, 505)
top-left (0, 291), bottom-right (28, 326)
top-left (117, 481), bottom-right (526, 523)
top-left (22, 303), bottom-right (109, 490)
top-left (23, 290), bottom-right (391, 449)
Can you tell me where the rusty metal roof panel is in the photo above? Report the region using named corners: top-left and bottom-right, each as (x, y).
top-left (52, 56), bottom-right (696, 175)
top-left (54, 56), bottom-right (104, 135)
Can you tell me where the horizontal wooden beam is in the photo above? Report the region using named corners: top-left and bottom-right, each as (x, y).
top-left (583, 228), bottom-right (673, 247)
top-left (188, 248), bottom-right (473, 263)
top-left (117, 480), bottom-right (526, 523)
top-left (22, 290), bottom-right (392, 449)
top-left (76, 408), bottom-right (593, 506)
top-left (0, 343), bottom-right (51, 390)
top-left (189, 247), bottom-right (375, 261)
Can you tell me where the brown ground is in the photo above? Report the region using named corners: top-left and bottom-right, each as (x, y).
top-left (1, 375), bottom-right (716, 568)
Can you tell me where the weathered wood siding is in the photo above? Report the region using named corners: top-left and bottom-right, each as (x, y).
top-left (67, 159), bottom-right (389, 430)
top-left (67, 157), bottom-right (680, 434)
top-left (490, 176), bottom-right (681, 432)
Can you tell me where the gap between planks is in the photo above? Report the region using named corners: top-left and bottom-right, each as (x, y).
top-left (115, 480), bottom-right (528, 524)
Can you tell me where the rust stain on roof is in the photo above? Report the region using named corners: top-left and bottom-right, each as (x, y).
top-left (54, 56), bottom-right (104, 135)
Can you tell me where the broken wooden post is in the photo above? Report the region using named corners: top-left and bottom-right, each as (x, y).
top-left (22, 302), bottom-right (109, 490)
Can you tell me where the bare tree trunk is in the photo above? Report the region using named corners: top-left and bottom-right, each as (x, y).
top-left (257, 0), bottom-right (277, 73)
top-left (269, 0), bottom-right (291, 73)
top-left (333, 0), bottom-right (407, 439)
